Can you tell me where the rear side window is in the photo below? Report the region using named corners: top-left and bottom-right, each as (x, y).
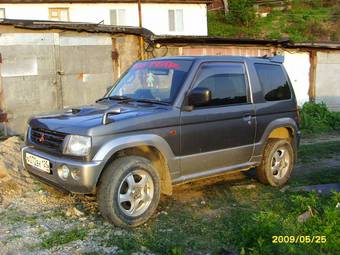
top-left (193, 62), bottom-right (248, 107)
top-left (255, 63), bottom-right (291, 101)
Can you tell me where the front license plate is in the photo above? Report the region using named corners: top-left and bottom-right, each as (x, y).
top-left (26, 153), bottom-right (51, 173)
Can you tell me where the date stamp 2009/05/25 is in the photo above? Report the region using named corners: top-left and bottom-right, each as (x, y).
top-left (272, 236), bottom-right (327, 244)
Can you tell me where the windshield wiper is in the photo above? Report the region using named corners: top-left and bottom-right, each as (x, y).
top-left (133, 98), bottom-right (170, 106)
top-left (97, 96), bottom-right (170, 106)
top-left (96, 95), bottom-right (132, 103)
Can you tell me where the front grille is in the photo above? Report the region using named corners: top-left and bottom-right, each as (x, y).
top-left (30, 128), bottom-right (67, 150)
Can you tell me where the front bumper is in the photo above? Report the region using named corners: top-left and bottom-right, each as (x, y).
top-left (22, 146), bottom-right (104, 193)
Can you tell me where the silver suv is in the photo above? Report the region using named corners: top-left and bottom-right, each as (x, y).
top-left (22, 56), bottom-right (300, 227)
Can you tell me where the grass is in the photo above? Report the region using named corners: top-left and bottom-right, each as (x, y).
top-left (208, 2), bottom-right (340, 42)
top-left (291, 166), bottom-right (340, 186)
top-left (41, 228), bottom-right (88, 249)
top-left (1, 209), bottom-right (38, 225)
top-left (99, 187), bottom-right (339, 255)
top-left (95, 141), bottom-right (340, 255)
top-left (300, 102), bottom-right (340, 136)
top-left (12, 140), bottom-right (335, 254)
top-left (298, 141), bottom-right (340, 163)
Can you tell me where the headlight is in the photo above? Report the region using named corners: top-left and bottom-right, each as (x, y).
top-left (64, 135), bottom-right (91, 156)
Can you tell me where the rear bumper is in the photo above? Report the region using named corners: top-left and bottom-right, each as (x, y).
top-left (22, 146), bottom-right (104, 194)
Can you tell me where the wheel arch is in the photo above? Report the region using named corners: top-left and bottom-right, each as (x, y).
top-left (93, 135), bottom-right (176, 195)
top-left (255, 118), bottom-right (300, 160)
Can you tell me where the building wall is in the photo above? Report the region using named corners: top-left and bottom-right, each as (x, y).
top-left (0, 33), bottom-right (60, 135)
top-left (283, 51), bottom-right (310, 106)
top-left (0, 3), bottom-right (208, 36)
top-left (315, 51), bottom-right (340, 111)
top-left (0, 31), bottom-right (141, 135)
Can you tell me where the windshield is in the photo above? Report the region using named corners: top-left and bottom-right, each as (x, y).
top-left (108, 60), bottom-right (193, 104)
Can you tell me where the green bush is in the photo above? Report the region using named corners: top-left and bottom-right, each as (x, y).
top-left (208, 1), bottom-right (338, 42)
top-left (300, 102), bottom-right (340, 135)
top-left (227, 0), bottom-right (256, 27)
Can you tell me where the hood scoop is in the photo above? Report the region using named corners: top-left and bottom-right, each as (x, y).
top-left (65, 108), bottom-right (81, 115)
top-left (102, 107), bottom-right (122, 125)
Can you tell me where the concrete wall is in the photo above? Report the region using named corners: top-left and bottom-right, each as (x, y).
top-left (315, 51), bottom-right (340, 111)
top-left (0, 33), bottom-right (60, 135)
top-left (283, 51), bottom-right (310, 106)
top-left (58, 35), bottom-right (114, 108)
top-left (0, 32), bottom-right (124, 135)
top-left (0, 3), bottom-right (208, 36)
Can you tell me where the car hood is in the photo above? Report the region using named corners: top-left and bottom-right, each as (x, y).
top-left (29, 101), bottom-right (169, 135)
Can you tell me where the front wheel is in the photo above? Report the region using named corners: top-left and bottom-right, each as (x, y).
top-left (97, 156), bottom-right (160, 227)
top-left (256, 139), bottom-right (295, 187)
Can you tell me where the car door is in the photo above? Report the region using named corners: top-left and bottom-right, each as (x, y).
top-left (179, 61), bottom-right (256, 176)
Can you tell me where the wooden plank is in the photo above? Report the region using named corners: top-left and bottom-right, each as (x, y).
top-left (308, 50), bottom-right (317, 102)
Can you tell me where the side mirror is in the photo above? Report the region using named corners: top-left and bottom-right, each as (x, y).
top-left (188, 87), bottom-right (211, 107)
top-left (106, 86), bottom-right (113, 94)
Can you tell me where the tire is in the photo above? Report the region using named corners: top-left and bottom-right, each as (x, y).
top-left (256, 139), bottom-right (295, 187)
top-left (97, 156), bottom-right (161, 228)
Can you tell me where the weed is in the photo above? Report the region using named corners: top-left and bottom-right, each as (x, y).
top-left (41, 228), bottom-right (88, 249)
top-left (300, 102), bottom-right (340, 135)
top-left (227, 0), bottom-right (256, 28)
top-left (3, 209), bottom-right (38, 225)
top-left (208, 2), bottom-right (339, 42)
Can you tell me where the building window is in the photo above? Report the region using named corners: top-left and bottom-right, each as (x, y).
top-left (0, 8), bottom-right (5, 19)
top-left (48, 8), bottom-right (69, 22)
top-left (110, 9), bottom-right (127, 26)
top-left (168, 9), bottom-right (184, 32)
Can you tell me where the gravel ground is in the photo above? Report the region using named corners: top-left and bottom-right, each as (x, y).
top-left (0, 138), bottom-right (134, 255)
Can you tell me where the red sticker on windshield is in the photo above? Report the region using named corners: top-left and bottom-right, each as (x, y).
top-left (133, 61), bottom-right (181, 70)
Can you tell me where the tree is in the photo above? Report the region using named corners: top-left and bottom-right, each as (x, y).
top-left (223, 0), bottom-right (229, 14)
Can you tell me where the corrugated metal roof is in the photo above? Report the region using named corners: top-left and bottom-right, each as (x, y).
top-left (0, 18), bottom-right (154, 36)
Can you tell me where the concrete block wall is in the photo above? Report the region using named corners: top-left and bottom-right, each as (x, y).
top-left (315, 51), bottom-right (340, 111)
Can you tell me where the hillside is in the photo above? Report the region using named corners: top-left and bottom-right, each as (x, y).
top-left (208, 0), bottom-right (340, 42)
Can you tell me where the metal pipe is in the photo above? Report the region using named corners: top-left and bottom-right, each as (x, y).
top-left (138, 0), bottom-right (145, 60)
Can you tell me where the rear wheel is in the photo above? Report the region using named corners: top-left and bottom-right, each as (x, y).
top-left (256, 139), bottom-right (294, 187)
top-left (97, 156), bottom-right (160, 227)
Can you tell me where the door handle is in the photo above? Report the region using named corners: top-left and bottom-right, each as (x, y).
top-left (243, 114), bottom-right (252, 125)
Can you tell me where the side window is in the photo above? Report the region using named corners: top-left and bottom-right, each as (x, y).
top-left (168, 9), bottom-right (184, 32)
top-left (110, 9), bottom-right (127, 26)
top-left (0, 8), bottom-right (5, 19)
top-left (254, 63), bottom-right (291, 101)
top-left (193, 62), bottom-right (248, 107)
top-left (49, 8), bottom-right (69, 22)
